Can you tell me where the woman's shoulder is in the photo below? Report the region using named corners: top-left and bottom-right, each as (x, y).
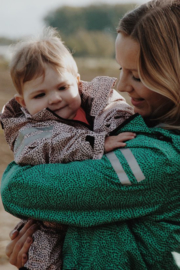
top-left (110, 114), bottom-right (180, 182)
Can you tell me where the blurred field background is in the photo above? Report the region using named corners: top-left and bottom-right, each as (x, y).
top-left (0, 1), bottom-right (180, 269)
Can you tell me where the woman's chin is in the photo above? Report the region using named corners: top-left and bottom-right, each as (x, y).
top-left (133, 107), bottom-right (150, 118)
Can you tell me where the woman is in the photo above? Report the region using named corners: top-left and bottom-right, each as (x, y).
top-left (2, 0), bottom-right (180, 269)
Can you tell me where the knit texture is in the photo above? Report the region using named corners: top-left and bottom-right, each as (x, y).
top-left (1, 114), bottom-right (180, 269)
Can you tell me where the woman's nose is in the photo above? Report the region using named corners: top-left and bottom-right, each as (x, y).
top-left (117, 71), bottom-right (133, 93)
top-left (49, 92), bottom-right (62, 105)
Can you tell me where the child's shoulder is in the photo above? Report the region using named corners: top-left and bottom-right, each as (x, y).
top-left (79, 76), bottom-right (117, 95)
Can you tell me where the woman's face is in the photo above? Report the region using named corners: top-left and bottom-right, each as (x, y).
top-left (115, 33), bottom-right (168, 118)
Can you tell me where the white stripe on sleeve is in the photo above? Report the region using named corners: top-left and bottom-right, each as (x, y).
top-left (106, 152), bottom-right (131, 185)
top-left (120, 149), bottom-right (145, 182)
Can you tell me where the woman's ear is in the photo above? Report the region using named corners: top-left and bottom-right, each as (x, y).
top-left (14, 94), bottom-right (26, 108)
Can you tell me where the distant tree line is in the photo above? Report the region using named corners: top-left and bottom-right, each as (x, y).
top-left (44, 3), bottom-right (136, 57)
top-left (0, 37), bottom-right (17, 45)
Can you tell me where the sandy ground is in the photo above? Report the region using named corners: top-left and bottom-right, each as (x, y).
top-left (0, 137), bottom-right (20, 270)
top-left (0, 264), bottom-right (17, 270)
top-left (0, 63), bottom-right (21, 269)
top-left (0, 60), bottom-right (180, 269)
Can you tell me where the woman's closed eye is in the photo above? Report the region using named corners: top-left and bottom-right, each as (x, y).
top-left (119, 67), bottom-right (141, 82)
top-left (132, 75), bottom-right (141, 82)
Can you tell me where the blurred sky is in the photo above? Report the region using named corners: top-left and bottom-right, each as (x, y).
top-left (0, 0), bottom-right (149, 39)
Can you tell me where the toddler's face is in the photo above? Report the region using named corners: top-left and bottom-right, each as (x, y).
top-left (16, 66), bottom-right (81, 119)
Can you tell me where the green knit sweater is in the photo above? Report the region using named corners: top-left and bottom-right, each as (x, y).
top-left (1, 114), bottom-right (180, 269)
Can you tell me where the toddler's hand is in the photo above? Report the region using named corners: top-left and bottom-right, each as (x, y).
top-left (104, 132), bottom-right (136, 153)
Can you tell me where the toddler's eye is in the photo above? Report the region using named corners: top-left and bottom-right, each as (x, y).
top-left (119, 67), bottom-right (122, 71)
top-left (58, 86), bottom-right (66, 91)
top-left (34, 93), bottom-right (45, 99)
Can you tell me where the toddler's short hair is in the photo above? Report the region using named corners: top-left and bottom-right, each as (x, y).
top-left (10, 27), bottom-right (78, 94)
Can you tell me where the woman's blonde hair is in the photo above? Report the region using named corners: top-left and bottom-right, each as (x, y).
top-left (117, 0), bottom-right (180, 130)
top-left (10, 27), bottom-right (78, 95)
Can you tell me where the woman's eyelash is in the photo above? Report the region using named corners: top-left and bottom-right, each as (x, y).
top-left (132, 76), bottom-right (141, 82)
top-left (118, 67), bottom-right (141, 82)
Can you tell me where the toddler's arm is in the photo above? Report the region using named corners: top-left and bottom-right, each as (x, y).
top-left (104, 132), bottom-right (136, 153)
top-left (13, 125), bottom-right (107, 165)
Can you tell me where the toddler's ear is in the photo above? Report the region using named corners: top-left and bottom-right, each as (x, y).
top-left (77, 73), bottom-right (80, 84)
top-left (14, 94), bottom-right (26, 108)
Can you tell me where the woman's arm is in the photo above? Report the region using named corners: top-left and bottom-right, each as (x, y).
top-left (1, 115), bottom-right (179, 226)
top-left (1, 143), bottom-right (177, 226)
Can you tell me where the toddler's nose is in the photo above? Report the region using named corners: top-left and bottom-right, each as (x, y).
top-left (49, 92), bottom-right (62, 105)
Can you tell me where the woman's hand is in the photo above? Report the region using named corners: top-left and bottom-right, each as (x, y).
top-left (6, 219), bottom-right (39, 268)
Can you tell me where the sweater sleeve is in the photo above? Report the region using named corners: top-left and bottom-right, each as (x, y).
top-left (1, 132), bottom-right (178, 227)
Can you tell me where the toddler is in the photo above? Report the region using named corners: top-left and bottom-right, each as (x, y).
top-left (1, 27), bottom-right (134, 270)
